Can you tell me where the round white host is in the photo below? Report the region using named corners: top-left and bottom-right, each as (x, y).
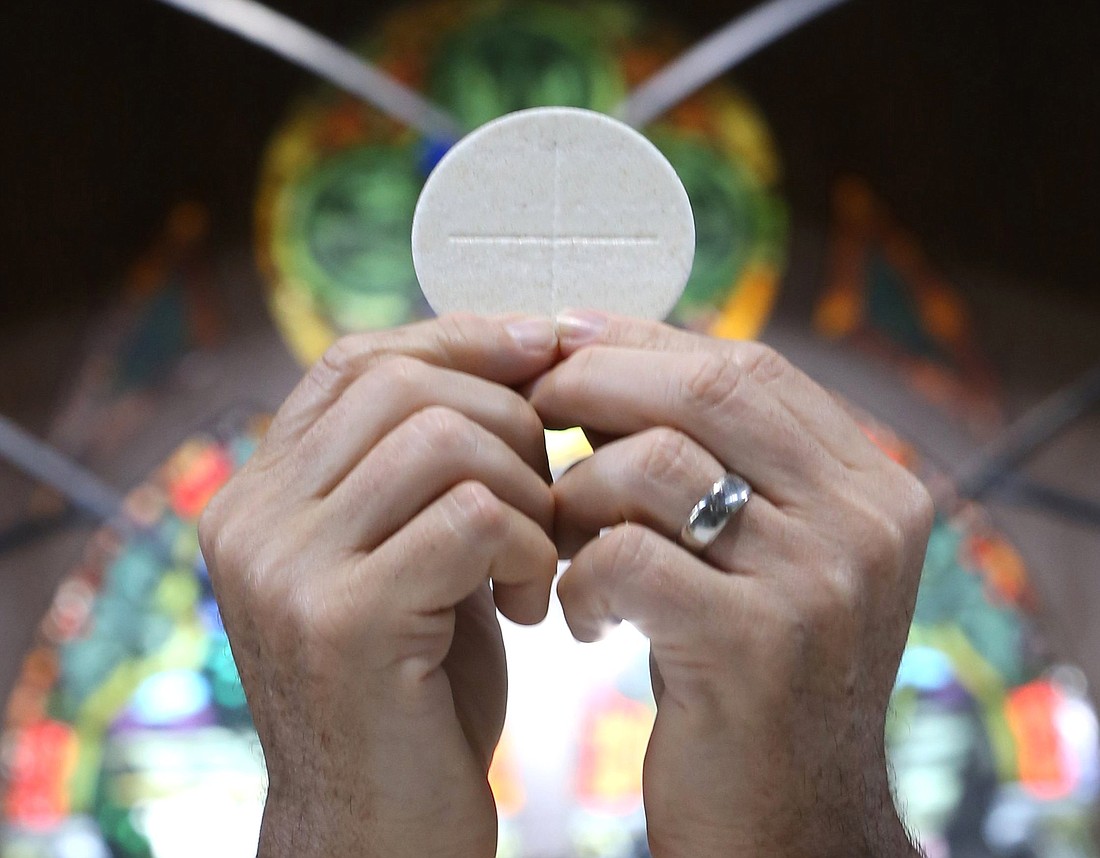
top-left (412, 107), bottom-right (696, 319)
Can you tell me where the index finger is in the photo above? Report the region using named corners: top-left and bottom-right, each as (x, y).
top-left (530, 346), bottom-right (829, 503)
top-left (556, 309), bottom-right (707, 358)
top-left (552, 310), bottom-right (879, 472)
top-left (269, 313), bottom-right (559, 445)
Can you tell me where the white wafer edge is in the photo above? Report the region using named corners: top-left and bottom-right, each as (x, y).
top-left (412, 107), bottom-right (696, 319)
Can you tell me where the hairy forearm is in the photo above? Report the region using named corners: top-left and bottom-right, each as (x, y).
top-left (258, 790), bottom-right (498, 858)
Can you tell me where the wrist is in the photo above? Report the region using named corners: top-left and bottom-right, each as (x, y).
top-left (259, 787), bottom-right (376, 858)
top-left (649, 820), bottom-right (922, 858)
top-left (258, 783), bottom-right (498, 858)
top-left (646, 769), bottom-right (923, 858)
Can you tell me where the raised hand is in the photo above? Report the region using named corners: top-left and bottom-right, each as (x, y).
top-left (530, 311), bottom-right (932, 858)
top-left (199, 315), bottom-right (560, 858)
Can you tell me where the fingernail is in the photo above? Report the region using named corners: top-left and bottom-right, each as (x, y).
top-left (506, 316), bottom-right (557, 352)
top-left (555, 308), bottom-right (608, 347)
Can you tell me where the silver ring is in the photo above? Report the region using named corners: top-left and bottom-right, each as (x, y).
top-left (680, 473), bottom-right (752, 552)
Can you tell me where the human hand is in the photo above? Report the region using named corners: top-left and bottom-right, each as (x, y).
top-left (529, 311), bottom-right (932, 858)
top-left (198, 315), bottom-right (560, 858)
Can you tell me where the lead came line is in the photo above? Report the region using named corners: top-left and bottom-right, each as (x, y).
top-left (617, 0), bottom-right (852, 128)
top-left (154, 0), bottom-right (461, 140)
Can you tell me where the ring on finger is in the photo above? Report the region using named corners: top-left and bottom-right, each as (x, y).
top-left (680, 472), bottom-right (752, 553)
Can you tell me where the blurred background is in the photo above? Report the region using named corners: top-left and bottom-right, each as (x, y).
top-left (1, 1), bottom-right (1098, 857)
top-left (3, 0), bottom-right (1099, 323)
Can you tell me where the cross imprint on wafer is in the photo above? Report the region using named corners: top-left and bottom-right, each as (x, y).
top-left (447, 236), bottom-right (659, 245)
top-left (447, 142), bottom-right (660, 305)
top-left (412, 107), bottom-right (695, 318)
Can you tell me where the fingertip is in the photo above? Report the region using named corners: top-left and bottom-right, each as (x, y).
top-left (555, 308), bottom-right (610, 353)
top-left (503, 315), bottom-right (558, 355)
top-left (491, 538), bottom-right (558, 625)
top-left (493, 580), bottom-right (552, 626)
top-left (560, 601), bottom-right (620, 643)
top-left (554, 563), bottom-right (618, 642)
top-left (549, 483), bottom-right (597, 560)
top-left (425, 312), bottom-right (560, 385)
top-left (554, 310), bottom-right (698, 356)
top-left (573, 619), bottom-right (621, 644)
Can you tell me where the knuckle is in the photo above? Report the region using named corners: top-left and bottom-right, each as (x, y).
top-left (197, 478), bottom-right (298, 602)
top-left (197, 494), bottom-right (246, 585)
top-left (436, 311), bottom-right (472, 337)
top-left (848, 486), bottom-right (924, 591)
top-left (407, 406), bottom-right (477, 456)
top-left (681, 354), bottom-right (739, 414)
top-left (445, 481), bottom-right (508, 543)
top-left (202, 513), bottom-right (259, 601)
top-left (876, 512), bottom-right (909, 574)
top-left (737, 342), bottom-right (790, 387)
top-left (636, 428), bottom-right (695, 488)
top-left (877, 470), bottom-right (935, 587)
top-left (900, 473), bottom-right (936, 544)
top-left (196, 493), bottom-right (225, 565)
top-left (597, 523), bottom-right (656, 582)
top-left (320, 334), bottom-right (358, 372)
top-left (433, 312), bottom-right (480, 347)
top-left (309, 334), bottom-right (367, 394)
top-left (369, 353), bottom-right (426, 394)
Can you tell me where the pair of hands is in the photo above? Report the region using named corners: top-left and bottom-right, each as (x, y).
top-left (198, 311), bottom-right (932, 858)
